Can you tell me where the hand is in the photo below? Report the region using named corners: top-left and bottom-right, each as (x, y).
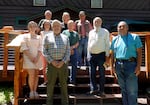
top-left (105, 56), bottom-right (110, 65)
top-left (32, 57), bottom-right (38, 64)
top-left (51, 61), bottom-right (58, 67)
top-left (29, 57), bottom-right (35, 63)
top-left (70, 49), bottom-right (74, 55)
top-left (134, 66), bottom-right (141, 76)
top-left (57, 61), bottom-right (64, 68)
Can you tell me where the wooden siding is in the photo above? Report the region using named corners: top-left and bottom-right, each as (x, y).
top-left (0, 0), bottom-right (150, 30)
top-left (0, 0), bottom-right (150, 10)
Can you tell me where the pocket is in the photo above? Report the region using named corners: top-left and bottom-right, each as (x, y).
top-left (125, 61), bottom-right (137, 73)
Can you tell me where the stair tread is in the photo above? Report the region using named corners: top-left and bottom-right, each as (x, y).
top-left (18, 93), bottom-right (122, 100)
top-left (38, 83), bottom-right (120, 88)
top-left (39, 74), bottom-right (115, 78)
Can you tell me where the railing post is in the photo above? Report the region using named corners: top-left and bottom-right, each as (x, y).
top-left (2, 26), bottom-right (14, 78)
top-left (145, 35), bottom-right (150, 78)
top-left (2, 32), bottom-right (9, 78)
top-left (14, 47), bottom-right (21, 105)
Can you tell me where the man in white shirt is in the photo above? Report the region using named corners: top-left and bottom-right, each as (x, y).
top-left (87, 17), bottom-right (110, 96)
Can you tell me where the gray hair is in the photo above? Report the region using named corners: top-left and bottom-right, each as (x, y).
top-left (93, 17), bottom-right (102, 25)
top-left (79, 11), bottom-right (86, 16)
top-left (117, 21), bottom-right (129, 29)
top-left (51, 19), bottom-right (61, 27)
top-left (44, 10), bottom-right (52, 16)
top-left (27, 21), bottom-right (38, 29)
top-left (41, 19), bottom-right (51, 29)
top-left (67, 20), bottom-right (74, 25)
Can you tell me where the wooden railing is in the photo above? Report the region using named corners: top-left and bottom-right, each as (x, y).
top-left (1, 31), bottom-right (150, 105)
top-left (0, 27), bottom-right (28, 78)
top-left (6, 45), bottom-right (22, 105)
top-left (0, 28), bottom-right (28, 105)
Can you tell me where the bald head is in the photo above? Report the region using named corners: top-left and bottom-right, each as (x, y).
top-left (93, 17), bottom-right (102, 28)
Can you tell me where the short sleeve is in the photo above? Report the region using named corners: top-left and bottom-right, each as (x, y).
top-left (20, 37), bottom-right (29, 51)
top-left (135, 35), bottom-right (143, 48)
top-left (38, 36), bottom-right (42, 51)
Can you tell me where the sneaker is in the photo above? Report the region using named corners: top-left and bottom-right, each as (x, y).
top-left (87, 90), bottom-right (99, 95)
top-left (43, 81), bottom-right (48, 86)
top-left (34, 91), bottom-right (39, 98)
top-left (69, 81), bottom-right (76, 86)
top-left (29, 91), bottom-right (34, 98)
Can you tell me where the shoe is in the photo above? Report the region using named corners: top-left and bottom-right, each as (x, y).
top-left (43, 81), bottom-right (48, 85)
top-left (69, 82), bottom-right (76, 86)
top-left (77, 66), bottom-right (81, 69)
top-left (29, 91), bottom-right (34, 98)
top-left (98, 92), bottom-right (106, 97)
top-left (87, 90), bottom-right (99, 95)
top-left (34, 91), bottom-right (39, 98)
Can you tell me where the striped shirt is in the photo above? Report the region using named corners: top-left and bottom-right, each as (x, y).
top-left (42, 32), bottom-right (70, 63)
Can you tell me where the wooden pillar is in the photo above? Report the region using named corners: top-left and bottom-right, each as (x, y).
top-left (3, 32), bottom-right (9, 77)
top-left (2, 26), bottom-right (14, 77)
top-left (145, 35), bottom-right (150, 78)
top-left (13, 47), bottom-right (21, 105)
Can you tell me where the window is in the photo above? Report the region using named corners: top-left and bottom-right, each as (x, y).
top-left (33, 0), bottom-right (46, 6)
top-left (91, 0), bottom-right (103, 8)
top-left (15, 17), bottom-right (28, 26)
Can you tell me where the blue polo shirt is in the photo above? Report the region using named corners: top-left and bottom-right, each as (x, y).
top-left (110, 33), bottom-right (143, 59)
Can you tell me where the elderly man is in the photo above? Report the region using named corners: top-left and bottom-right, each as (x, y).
top-left (87, 17), bottom-right (110, 97)
top-left (62, 20), bottom-right (79, 85)
top-left (75, 11), bottom-right (93, 68)
top-left (110, 21), bottom-right (142, 105)
top-left (43, 19), bottom-right (70, 105)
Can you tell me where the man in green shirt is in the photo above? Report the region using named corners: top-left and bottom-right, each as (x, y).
top-left (62, 20), bottom-right (79, 85)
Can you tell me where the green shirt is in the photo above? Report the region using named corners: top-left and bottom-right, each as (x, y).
top-left (62, 30), bottom-right (79, 46)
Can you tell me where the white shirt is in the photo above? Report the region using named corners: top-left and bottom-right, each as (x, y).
top-left (87, 27), bottom-right (110, 57)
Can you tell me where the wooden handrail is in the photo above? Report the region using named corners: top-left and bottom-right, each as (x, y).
top-left (6, 34), bottom-right (25, 105)
top-left (0, 28), bottom-right (28, 105)
top-left (0, 29), bottom-right (28, 78)
top-left (6, 46), bottom-right (21, 105)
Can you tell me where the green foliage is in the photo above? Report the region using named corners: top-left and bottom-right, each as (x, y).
top-left (0, 86), bottom-right (13, 105)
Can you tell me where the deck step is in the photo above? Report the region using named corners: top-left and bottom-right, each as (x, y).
top-left (18, 94), bottom-right (122, 105)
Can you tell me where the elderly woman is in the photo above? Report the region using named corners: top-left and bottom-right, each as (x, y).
top-left (21, 21), bottom-right (42, 98)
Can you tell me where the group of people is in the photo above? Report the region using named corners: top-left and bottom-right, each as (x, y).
top-left (19, 9), bottom-right (143, 105)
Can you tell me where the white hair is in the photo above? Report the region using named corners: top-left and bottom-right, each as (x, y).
top-left (44, 10), bottom-right (52, 16)
top-left (51, 19), bottom-right (61, 27)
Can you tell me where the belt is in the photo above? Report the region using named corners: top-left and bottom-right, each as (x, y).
top-left (55, 59), bottom-right (62, 61)
top-left (116, 57), bottom-right (136, 62)
top-left (91, 52), bottom-right (105, 56)
top-left (80, 35), bottom-right (87, 38)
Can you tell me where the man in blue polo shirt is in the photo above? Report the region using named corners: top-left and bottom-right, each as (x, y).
top-left (110, 21), bottom-right (143, 105)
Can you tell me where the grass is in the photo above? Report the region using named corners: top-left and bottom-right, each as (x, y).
top-left (0, 82), bottom-right (14, 105)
